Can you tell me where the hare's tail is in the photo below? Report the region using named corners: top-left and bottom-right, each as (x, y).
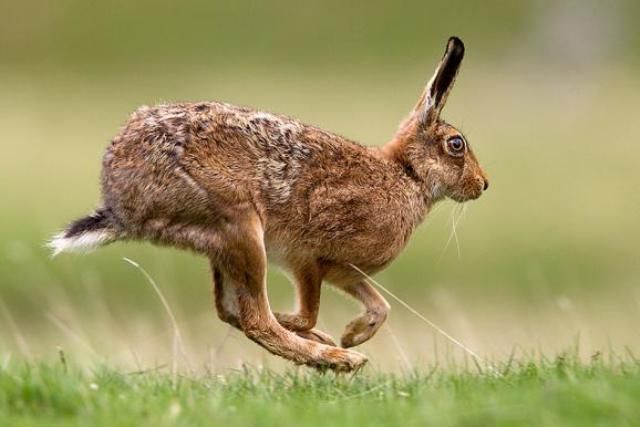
top-left (48, 207), bottom-right (121, 257)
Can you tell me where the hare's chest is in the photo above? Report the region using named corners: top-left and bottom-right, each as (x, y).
top-left (265, 242), bottom-right (288, 267)
top-left (264, 235), bottom-right (312, 270)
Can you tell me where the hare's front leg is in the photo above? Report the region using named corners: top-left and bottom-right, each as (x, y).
top-left (274, 266), bottom-right (336, 346)
top-left (211, 214), bottom-right (367, 371)
top-left (336, 280), bottom-right (390, 348)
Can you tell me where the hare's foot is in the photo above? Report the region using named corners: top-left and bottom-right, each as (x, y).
top-left (309, 347), bottom-right (367, 372)
top-left (274, 311), bottom-right (314, 331)
top-left (275, 312), bottom-right (336, 346)
top-left (340, 309), bottom-right (387, 348)
top-left (333, 280), bottom-right (390, 348)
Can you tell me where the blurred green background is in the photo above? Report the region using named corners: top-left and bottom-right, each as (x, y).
top-left (1, 0), bottom-right (639, 371)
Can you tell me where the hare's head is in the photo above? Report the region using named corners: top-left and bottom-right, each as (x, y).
top-left (388, 37), bottom-right (488, 203)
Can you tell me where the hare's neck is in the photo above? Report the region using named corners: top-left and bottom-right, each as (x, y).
top-left (410, 181), bottom-right (439, 226)
top-left (380, 132), bottom-right (443, 209)
top-left (379, 115), bottom-right (414, 161)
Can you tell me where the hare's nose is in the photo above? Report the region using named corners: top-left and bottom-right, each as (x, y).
top-left (483, 179), bottom-right (489, 191)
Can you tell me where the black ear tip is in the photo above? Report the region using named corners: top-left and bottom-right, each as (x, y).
top-left (447, 36), bottom-right (465, 55)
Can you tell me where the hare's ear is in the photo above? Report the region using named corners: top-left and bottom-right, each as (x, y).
top-left (414, 37), bottom-right (465, 129)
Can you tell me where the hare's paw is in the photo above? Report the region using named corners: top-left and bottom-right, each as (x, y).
top-left (340, 310), bottom-right (388, 348)
top-left (275, 312), bottom-right (315, 331)
top-left (313, 347), bottom-right (368, 373)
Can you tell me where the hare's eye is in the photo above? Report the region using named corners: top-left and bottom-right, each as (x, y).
top-left (447, 136), bottom-right (465, 155)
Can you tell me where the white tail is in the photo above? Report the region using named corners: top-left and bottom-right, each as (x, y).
top-left (47, 208), bottom-right (118, 257)
top-left (48, 229), bottom-right (116, 257)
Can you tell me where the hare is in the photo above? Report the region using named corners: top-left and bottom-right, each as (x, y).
top-left (50, 37), bottom-right (488, 372)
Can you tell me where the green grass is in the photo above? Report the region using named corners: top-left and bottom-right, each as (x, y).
top-left (2, 356), bottom-right (640, 426)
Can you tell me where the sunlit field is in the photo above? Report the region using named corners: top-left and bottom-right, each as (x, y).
top-left (2, 64), bottom-right (639, 370)
top-left (1, 1), bottom-right (640, 425)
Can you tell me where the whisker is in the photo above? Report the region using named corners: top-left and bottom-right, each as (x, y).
top-left (452, 205), bottom-right (462, 259)
top-left (438, 203), bottom-right (465, 262)
top-left (438, 205), bottom-right (456, 259)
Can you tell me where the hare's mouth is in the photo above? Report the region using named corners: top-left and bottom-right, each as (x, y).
top-left (449, 187), bottom-right (483, 203)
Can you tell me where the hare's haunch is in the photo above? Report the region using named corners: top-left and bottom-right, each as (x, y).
top-left (50, 37), bottom-right (488, 372)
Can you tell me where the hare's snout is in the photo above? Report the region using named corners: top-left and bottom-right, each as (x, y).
top-left (470, 166), bottom-right (490, 199)
top-left (449, 174), bottom-right (488, 202)
top-left (471, 175), bottom-right (489, 199)
top-left (467, 178), bottom-right (487, 201)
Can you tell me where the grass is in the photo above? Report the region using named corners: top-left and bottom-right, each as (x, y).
top-left (2, 355), bottom-right (640, 426)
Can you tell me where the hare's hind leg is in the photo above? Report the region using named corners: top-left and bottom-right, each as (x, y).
top-left (213, 259), bottom-right (335, 345)
top-left (212, 214), bottom-right (367, 371)
top-left (274, 266), bottom-right (336, 346)
top-left (211, 267), bottom-right (241, 329)
top-left (336, 280), bottom-right (390, 348)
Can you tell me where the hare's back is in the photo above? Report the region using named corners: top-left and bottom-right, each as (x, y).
top-left (101, 102), bottom-right (262, 233)
top-left (100, 101), bottom-right (374, 239)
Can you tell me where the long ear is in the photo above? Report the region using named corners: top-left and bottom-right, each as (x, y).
top-left (414, 37), bottom-right (465, 129)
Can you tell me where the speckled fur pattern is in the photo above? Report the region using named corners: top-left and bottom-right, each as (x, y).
top-left (52, 37), bottom-right (488, 372)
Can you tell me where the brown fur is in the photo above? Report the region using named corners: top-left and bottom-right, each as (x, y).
top-left (52, 37), bottom-right (488, 371)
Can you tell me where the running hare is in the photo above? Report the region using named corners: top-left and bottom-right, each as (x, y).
top-left (50, 37), bottom-right (488, 372)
